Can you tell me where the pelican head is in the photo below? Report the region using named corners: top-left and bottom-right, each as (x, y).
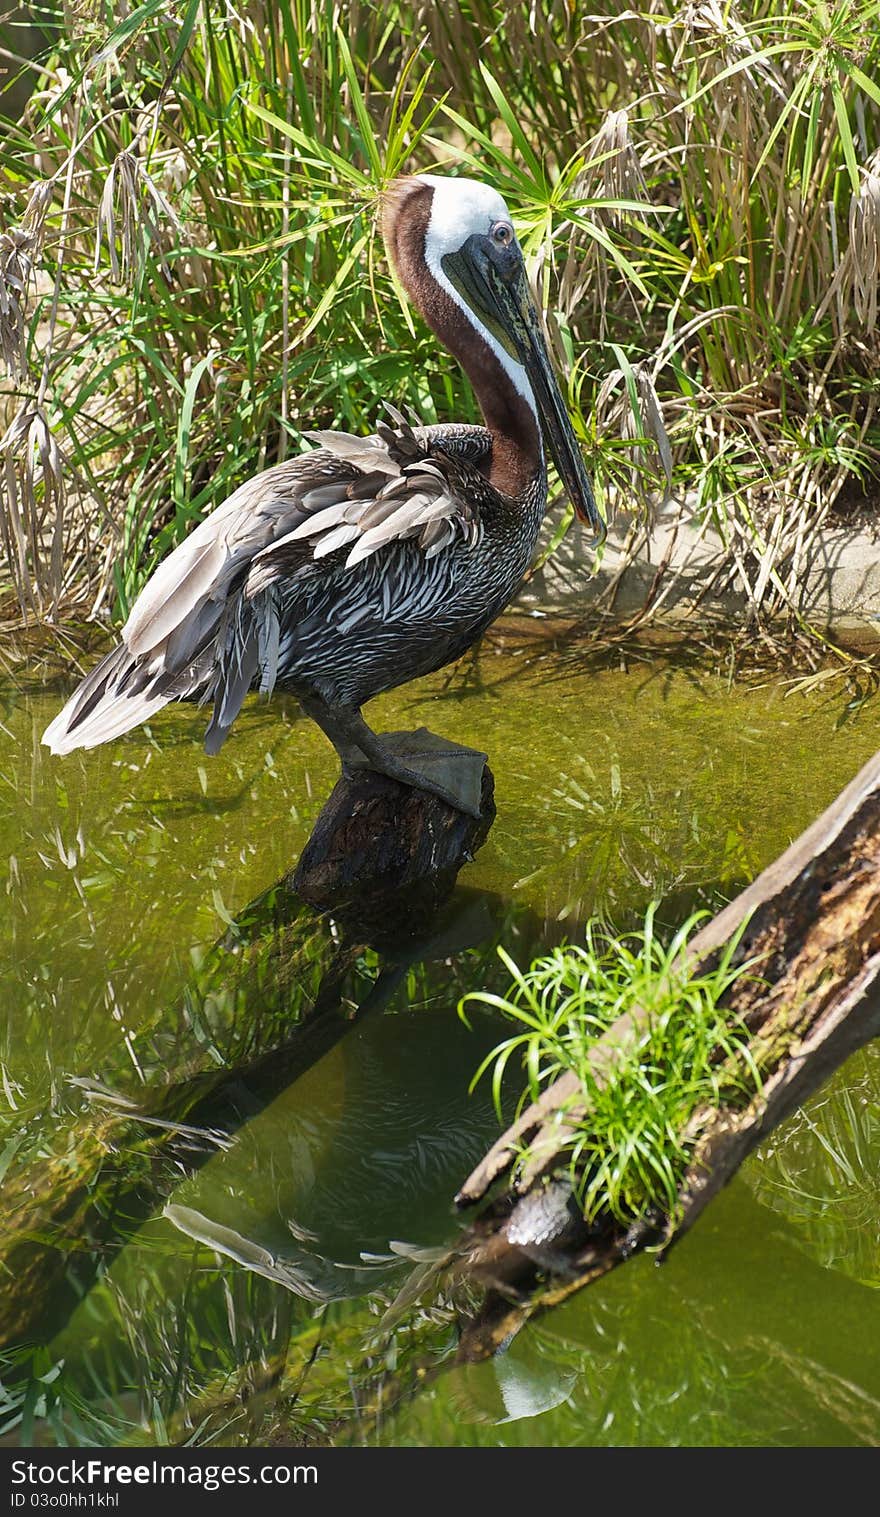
top-left (383, 173), bottom-right (604, 541)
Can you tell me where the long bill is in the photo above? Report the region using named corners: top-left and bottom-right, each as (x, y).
top-left (502, 269), bottom-right (605, 544)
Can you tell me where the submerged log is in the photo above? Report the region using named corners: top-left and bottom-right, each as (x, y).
top-left (453, 748), bottom-right (880, 1354)
top-left (0, 755), bottom-right (496, 1351)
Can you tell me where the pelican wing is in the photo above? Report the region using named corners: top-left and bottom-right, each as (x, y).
top-left (248, 415), bottom-right (487, 584)
top-left (42, 416), bottom-right (491, 757)
top-left (43, 450), bottom-right (347, 755)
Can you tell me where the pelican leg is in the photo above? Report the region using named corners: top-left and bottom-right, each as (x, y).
top-left (301, 697), bottom-right (486, 818)
top-left (298, 695), bottom-right (368, 770)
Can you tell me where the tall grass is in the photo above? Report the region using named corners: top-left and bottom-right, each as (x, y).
top-left (0, 1), bottom-right (878, 629)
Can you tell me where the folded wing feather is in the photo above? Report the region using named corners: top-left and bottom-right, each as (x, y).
top-left (42, 417), bottom-right (489, 757)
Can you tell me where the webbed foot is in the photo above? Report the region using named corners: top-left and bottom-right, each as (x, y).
top-left (345, 728), bottom-right (487, 818)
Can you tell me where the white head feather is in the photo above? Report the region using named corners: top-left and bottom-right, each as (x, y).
top-left (416, 174), bottom-right (513, 258)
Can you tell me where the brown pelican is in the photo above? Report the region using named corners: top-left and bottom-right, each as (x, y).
top-left (43, 174), bottom-right (603, 815)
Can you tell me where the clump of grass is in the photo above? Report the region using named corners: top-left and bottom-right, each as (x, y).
top-left (460, 906), bottom-right (763, 1226)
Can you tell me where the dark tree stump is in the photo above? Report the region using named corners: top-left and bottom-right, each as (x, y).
top-left (292, 763), bottom-right (496, 945)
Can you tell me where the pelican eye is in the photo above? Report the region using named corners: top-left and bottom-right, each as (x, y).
top-left (490, 221), bottom-right (514, 247)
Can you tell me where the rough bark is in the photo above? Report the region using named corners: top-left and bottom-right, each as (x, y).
top-left (292, 763), bottom-right (495, 944)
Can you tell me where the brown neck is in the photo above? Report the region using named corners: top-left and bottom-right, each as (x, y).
top-left (381, 179), bottom-right (542, 498)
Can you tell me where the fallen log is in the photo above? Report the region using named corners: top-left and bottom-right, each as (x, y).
top-left (453, 747), bottom-right (880, 1356)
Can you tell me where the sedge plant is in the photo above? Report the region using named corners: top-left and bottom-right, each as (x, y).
top-left (460, 905), bottom-right (765, 1226)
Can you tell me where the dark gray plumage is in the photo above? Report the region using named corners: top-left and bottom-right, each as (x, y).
top-left (42, 413), bottom-right (545, 763)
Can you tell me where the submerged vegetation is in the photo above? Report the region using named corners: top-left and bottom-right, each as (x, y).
top-left (462, 906), bottom-right (764, 1224)
top-left (0, 0), bottom-right (879, 629)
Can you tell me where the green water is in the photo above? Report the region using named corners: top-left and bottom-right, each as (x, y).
top-left (1, 634), bottom-right (879, 1447)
